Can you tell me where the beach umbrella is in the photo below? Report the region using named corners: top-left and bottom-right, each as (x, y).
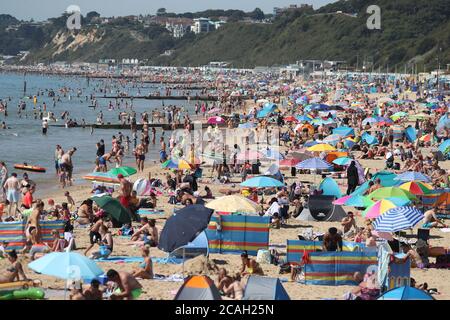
top-left (362, 117), bottom-right (378, 125)
top-left (284, 116), bottom-right (298, 123)
top-left (83, 172), bottom-right (120, 184)
top-left (367, 187), bottom-right (416, 201)
top-left (323, 134), bottom-right (343, 145)
top-left (390, 112), bottom-right (408, 121)
top-left (161, 159), bottom-right (179, 169)
top-left (91, 194), bottom-right (132, 224)
top-left (332, 157), bottom-right (352, 166)
top-left (205, 195), bottom-right (261, 214)
top-left (108, 166), bottom-right (137, 178)
top-left (207, 116), bottom-right (225, 125)
top-left (372, 206), bottom-right (424, 232)
top-left (332, 126), bottom-right (355, 137)
top-left (307, 143), bottom-right (336, 152)
top-left (207, 107), bottom-right (221, 114)
top-left (158, 204), bottom-right (213, 253)
top-left (289, 152), bottom-right (311, 161)
top-left (295, 157), bottom-right (333, 170)
top-left (344, 195), bottom-right (374, 208)
top-left (399, 181), bottom-right (433, 195)
top-left (377, 286), bottom-right (434, 300)
top-left (438, 139), bottom-right (450, 154)
top-left (419, 134), bottom-right (433, 142)
top-left (296, 115), bottom-right (312, 122)
top-left (361, 199), bottom-right (398, 219)
top-left (236, 150), bottom-right (264, 161)
top-left (240, 176), bottom-right (284, 188)
top-left (394, 171), bottom-right (431, 183)
top-left (333, 195), bottom-right (352, 205)
top-left (28, 252), bottom-right (103, 280)
top-left (304, 140), bottom-right (319, 147)
top-left (279, 158), bottom-right (301, 167)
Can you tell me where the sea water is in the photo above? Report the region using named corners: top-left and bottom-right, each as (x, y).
top-left (0, 72), bottom-right (198, 196)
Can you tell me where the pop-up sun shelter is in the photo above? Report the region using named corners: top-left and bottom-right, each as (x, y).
top-left (169, 231), bottom-right (209, 261)
top-left (243, 276), bottom-right (290, 300)
top-left (174, 275), bottom-right (222, 300)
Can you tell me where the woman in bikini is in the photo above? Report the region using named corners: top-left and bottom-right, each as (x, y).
top-left (131, 246), bottom-right (153, 279)
top-left (0, 250), bottom-right (28, 284)
top-left (240, 251), bottom-right (264, 276)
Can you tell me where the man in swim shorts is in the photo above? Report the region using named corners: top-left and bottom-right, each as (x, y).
top-left (423, 209), bottom-right (447, 229)
top-left (106, 269), bottom-right (142, 300)
top-left (3, 173), bottom-right (21, 218)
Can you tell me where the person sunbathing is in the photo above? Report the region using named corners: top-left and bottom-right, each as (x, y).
top-left (422, 209), bottom-right (447, 229)
top-left (130, 218), bottom-right (158, 247)
top-left (0, 250), bottom-right (28, 284)
top-left (216, 268), bottom-right (233, 292)
top-left (240, 251), bottom-right (264, 276)
top-left (222, 273), bottom-right (244, 300)
top-left (50, 229), bottom-right (67, 252)
top-left (131, 246), bottom-right (153, 280)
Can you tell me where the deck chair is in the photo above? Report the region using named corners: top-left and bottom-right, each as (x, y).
top-left (417, 229), bottom-right (430, 242)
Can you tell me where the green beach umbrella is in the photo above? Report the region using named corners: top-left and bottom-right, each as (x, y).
top-left (108, 166), bottom-right (137, 177)
top-left (91, 195), bottom-right (132, 224)
top-left (367, 187), bottom-right (416, 201)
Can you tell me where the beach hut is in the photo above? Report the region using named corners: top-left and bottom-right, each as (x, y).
top-left (174, 275), bottom-right (222, 300)
top-left (243, 276), bottom-right (290, 300)
top-left (206, 215), bottom-right (270, 256)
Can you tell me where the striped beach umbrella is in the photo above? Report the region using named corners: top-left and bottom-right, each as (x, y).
top-left (394, 171), bottom-right (431, 183)
top-left (372, 206), bottom-right (424, 232)
top-left (399, 181), bottom-right (433, 195)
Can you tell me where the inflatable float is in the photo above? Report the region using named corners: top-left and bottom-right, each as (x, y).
top-left (14, 163), bottom-right (46, 173)
top-left (0, 288), bottom-right (45, 300)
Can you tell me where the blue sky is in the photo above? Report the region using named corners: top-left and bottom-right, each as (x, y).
top-left (2, 0), bottom-right (334, 21)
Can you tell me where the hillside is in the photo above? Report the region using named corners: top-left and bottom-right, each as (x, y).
top-left (0, 0), bottom-right (449, 70)
top-left (166, 0), bottom-right (450, 70)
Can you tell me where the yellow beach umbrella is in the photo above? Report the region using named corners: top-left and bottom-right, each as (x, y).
top-left (205, 195), bottom-right (262, 213)
top-left (307, 143), bottom-right (336, 152)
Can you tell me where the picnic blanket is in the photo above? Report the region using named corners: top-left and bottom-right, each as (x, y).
top-left (0, 220), bottom-right (65, 252)
top-left (137, 208), bottom-right (165, 216)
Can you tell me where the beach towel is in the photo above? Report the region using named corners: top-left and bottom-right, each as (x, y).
top-left (152, 274), bottom-right (184, 282)
top-left (137, 208), bottom-right (165, 216)
top-left (153, 256), bottom-right (184, 264)
top-left (95, 256), bottom-right (144, 263)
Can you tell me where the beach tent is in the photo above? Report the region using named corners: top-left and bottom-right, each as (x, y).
top-left (206, 215), bottom-right (270, 256)
top-left (174, 275), bottom-right (222, 300)
top-left (377, 286), bottom-right (434, 300)
top-left (243, 276), bottom-right (290, 300)
top-left (372, 171), bottom-right (399, 187)
top-left (306, 195), bottom-right (347, 222)
top-left (0, 220), bottom-right (65, 252)
top-left (169, 231), bottom-right (209, 260)
top-left (332, 126), bottom-right (355, 137)
top-left (318, 177), bottom-right (342, 198)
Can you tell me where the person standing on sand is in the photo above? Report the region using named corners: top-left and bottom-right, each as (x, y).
top-left (118, 174), bottom-right (132, 209)
top-left (60, 148), bottom-right (76, 186)
top-left (3, 173), bottom-right (20, 217)
top-left (346, 161), bottom-right (359, 195)
top-left (135, 142), bottom-right (145, 172)
top-left (26, 200), bottom-right (44, 244)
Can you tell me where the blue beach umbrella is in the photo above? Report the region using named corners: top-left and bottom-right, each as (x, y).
top-left (262, 148), bottom-right (285, 160)
top-left (332, 157), bottom-right (352, 166)
top-left (28, 252), bottom-right (104, 281)
top-left (344, 195), bottom-right (374, 207)
top-left (372, 206), bottom-right (424, 232)
top-left (241, 176), bottom-right (285, 188)
top-left (438, 139), bottom-right (450, 154)
top-left (238, 122), bottom-right (256, 129)
top-left (296, 157), bottom-right (333, 170)
top-left (378, 286), bottom-right (434, 300)
top-left (394, 171), bottom-right (431, 183)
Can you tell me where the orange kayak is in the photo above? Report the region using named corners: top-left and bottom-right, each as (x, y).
top-left (14, 164), bottom-right (46, 173)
